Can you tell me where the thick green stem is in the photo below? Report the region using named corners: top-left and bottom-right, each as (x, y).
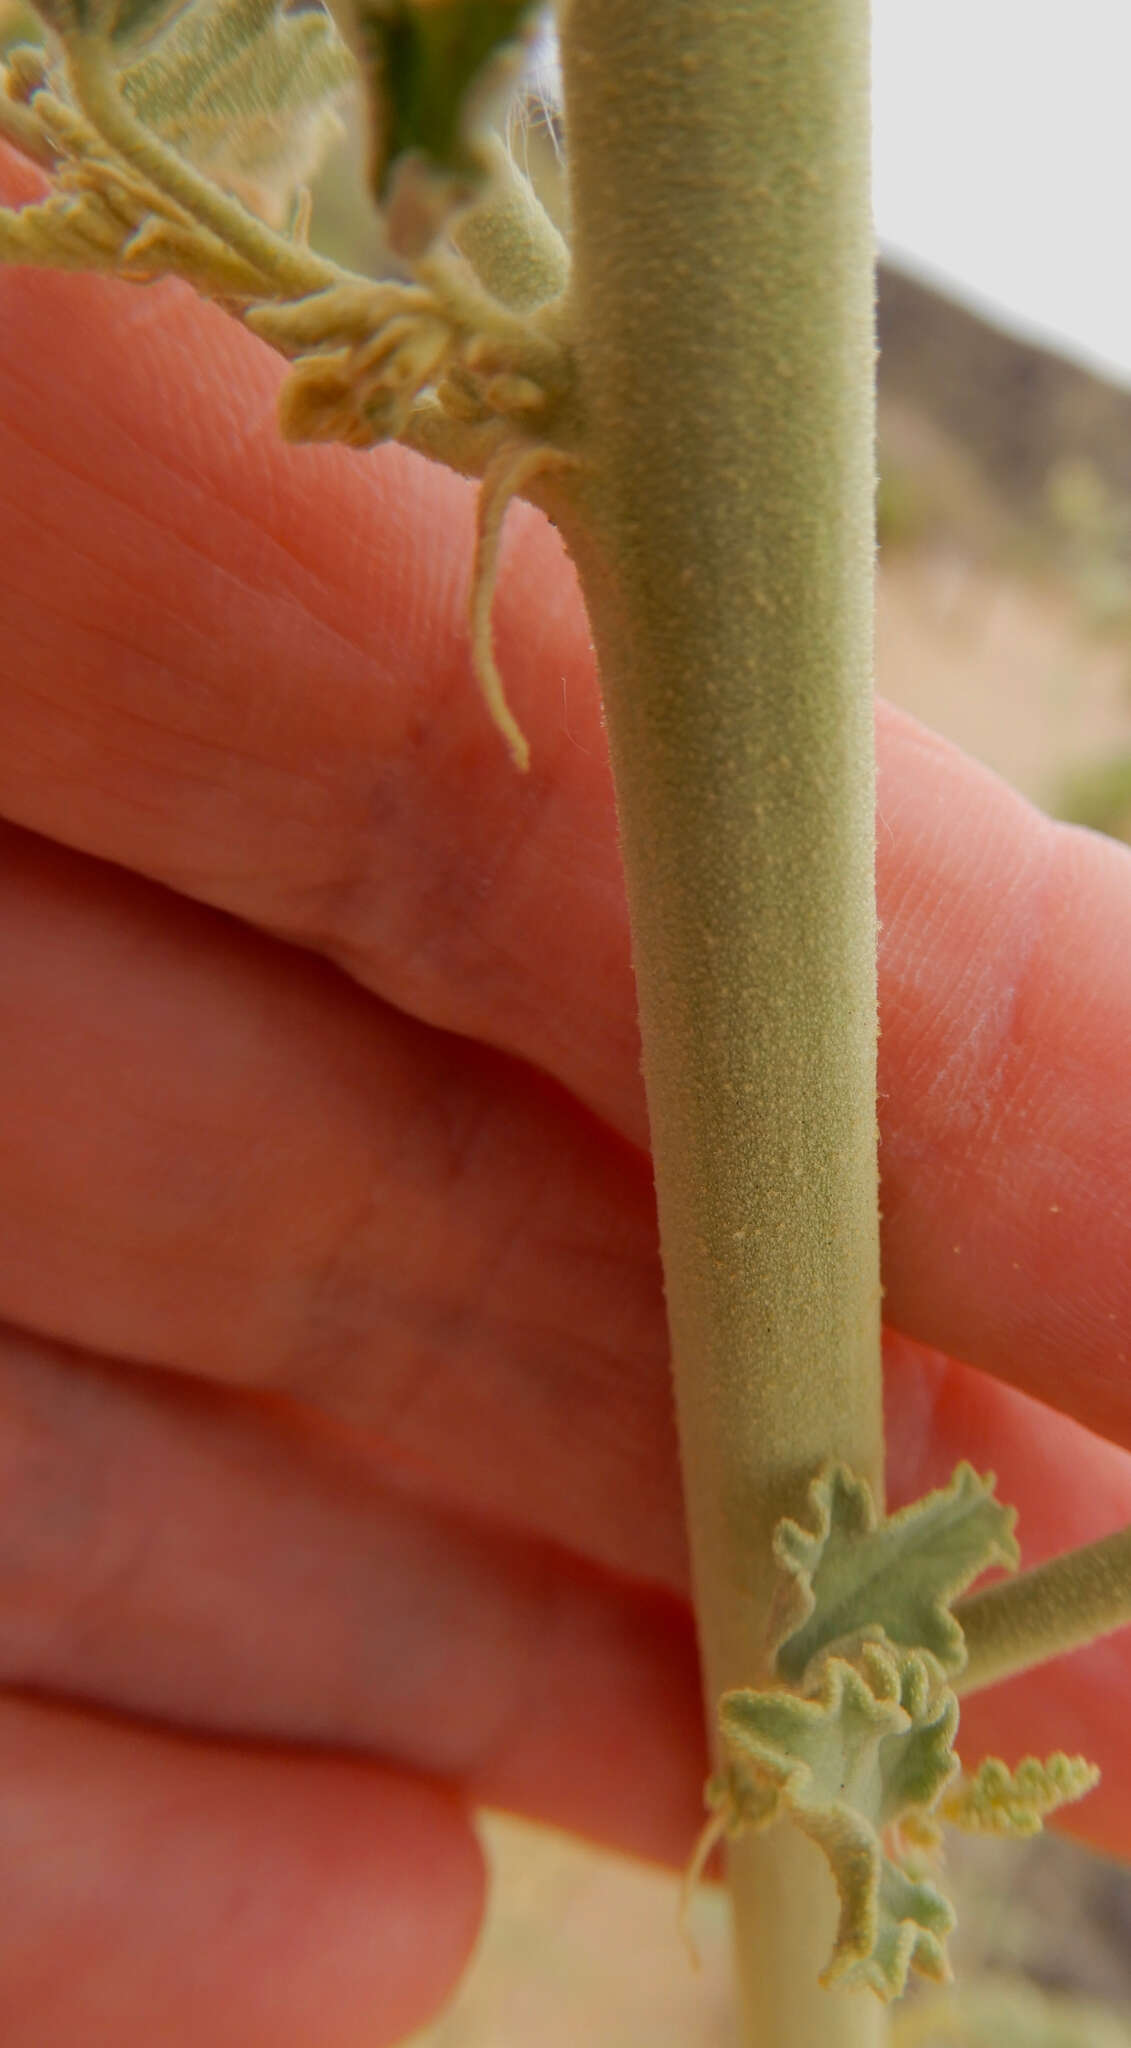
top-left (557, 4), bottom-right (883, 2044)
top-left (956, 1524), bottom-right (1131, 1696)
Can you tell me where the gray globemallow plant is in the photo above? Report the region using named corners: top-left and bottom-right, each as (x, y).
top-left (2, 3), bottom-right (1129, 2043)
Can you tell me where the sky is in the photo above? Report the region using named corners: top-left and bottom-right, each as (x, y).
top-left (873, 0), bottom-right (1131, 386)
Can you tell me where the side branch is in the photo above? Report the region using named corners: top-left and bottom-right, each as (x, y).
top-left (955, 1523), bottom-right (1131, 1696)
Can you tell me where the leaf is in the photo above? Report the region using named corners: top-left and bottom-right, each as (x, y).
top-left (942, 1753), bottom-right (1100, 1838)
top-left (771, 1462), bottom-right (1020, 1687)
top-left (829, 1859), bottom-right (954, 2000)
top-left (118, 0), bottom-right (356, 224)
top-left (0, 75), bottom-right (276, 295)
top-left (328, 0), bottom-right (542, 252)
top-left (720, 1641), bottom-right (960, 2001)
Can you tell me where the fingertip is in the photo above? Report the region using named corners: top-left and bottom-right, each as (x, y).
top-left (0, 1696), bottom-right (487, 2048)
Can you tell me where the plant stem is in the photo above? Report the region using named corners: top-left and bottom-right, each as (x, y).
top-left (956, 1523), bottom-right (1131, 1696)
top-left (557, 4), bottom-right (883, 2043)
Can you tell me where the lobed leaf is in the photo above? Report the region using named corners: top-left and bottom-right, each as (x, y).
top-left (942, 1752), bottom-right (1100, 1838)
top-left (771, 1462), bottom-right (1020, 1687)
top-left (720, 1641), bottom-right (960, 2000)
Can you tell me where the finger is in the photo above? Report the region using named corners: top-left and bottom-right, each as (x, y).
top-left (0, 820), bottom-right (679, 1587)
top-left (0, 1321), bottom-right (706, 1866)
top-left (1, 262), bottom-right (1129, 1442)
top-left (1, 1315), bottom-right (1129, 1866)
top-left (0, 1692), bottom-right (483, 2048)
top-left (1, 813), bottom-right (1129, 1609)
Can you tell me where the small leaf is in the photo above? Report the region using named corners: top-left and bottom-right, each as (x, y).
top-left (828, 1859), bottom-right (954, 2000)
top-left (943, 1753), bottom-right (1100, 1838)
top-left (772, 1462), bottom-right (1020, 1686)
top-left (119, 0), bottom-right (356, 224)
top-left (720, 1643), bottom-right (960, 2000)
top-left (328, 0), bottom-right (542, 252)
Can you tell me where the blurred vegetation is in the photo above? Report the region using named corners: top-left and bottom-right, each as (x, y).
top-left (1044, 460), bottom-right (1131, 638)
top-left (1052, 751), bottom-right (1131, 845)
top-left (893, 1977), bottom-right (1131, 2048)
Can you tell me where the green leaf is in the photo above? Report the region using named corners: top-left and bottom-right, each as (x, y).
top-left (118, 0), bottom-right (355, 223)
top-left (829, 1859), bottom-right (954, 2000)
top-left (942, 1752), bottom-right (1100, 1838)
top-left (328, 0), bottom-right (541, 252)
top-left (720, 1642), bottom-right (960, 2000)
top-left (772, 1462), bottom-right (1020, 1686)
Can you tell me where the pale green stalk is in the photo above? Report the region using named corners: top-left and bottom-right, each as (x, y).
top-left (956, 1524), bottom-right (1131, 1696)
top-left (556, 4), bottom-right (884, 2043)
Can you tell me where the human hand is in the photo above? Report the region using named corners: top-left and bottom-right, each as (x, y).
top-left (2, 151), bottom-right (1131, 2045)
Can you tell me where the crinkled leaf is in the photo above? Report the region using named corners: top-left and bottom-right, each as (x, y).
top-left (943, 1752), bottom-right (1100, 1839)
top-left (119, 0), bottom-right (355, 222)
top-left (329, 0), bottom-right (541, 251)
top-left (828, 1858), bottom-right (954, 2000)
top-left (720, 1642), bottom-right (960, 2001)
top-left (772, 1462), bottom-right (1020, 1686)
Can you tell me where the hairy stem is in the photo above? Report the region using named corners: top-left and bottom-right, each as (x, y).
top-left (557, 3), bottom-right (883, 2043)
top-left (956, 1523), bottom-right (1131, 1696)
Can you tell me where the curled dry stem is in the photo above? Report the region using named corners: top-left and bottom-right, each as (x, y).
top-left (470, 436), bottom-right (583, 769)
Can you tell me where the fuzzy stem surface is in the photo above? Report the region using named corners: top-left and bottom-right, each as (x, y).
top-left (956, 1523), bottom-right (1131, 1695)
top-left (557, 3), bottom-right (884, 2043)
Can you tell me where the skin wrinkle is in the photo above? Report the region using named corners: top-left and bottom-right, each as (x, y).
top-left (0, 279), bottom-right (408, 667)
top-left (0, 1325), bottom-right (706, 1861)
top-left (919, 814), bottom-right (1054, 1150)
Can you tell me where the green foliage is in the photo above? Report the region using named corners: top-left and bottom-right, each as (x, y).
top-left (722, 1641), bottom-right (958, 1999)
top-left (1053, 751), bottom-right (1131, 847)
top-left (324, 0), bottom-right (541, 251)
top-left (3, 0), bottom-right (355, 228)
top-left (708, 1465), bottom-right (1101, 2006)
top-left (118, 0), bottom-right (355, 223)
top-left (771, 1463), bottom-right (1020, 1688)
top-left (942, 1754), bottom-right (1102, 1839)
top-left (1045, 457), bottom-right (1131, 635)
